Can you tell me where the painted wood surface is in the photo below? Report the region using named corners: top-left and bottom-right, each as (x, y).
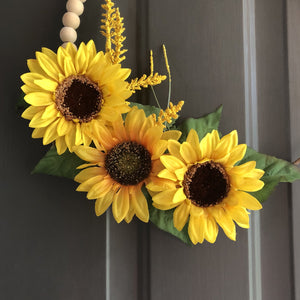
top-left (0, 0), bottom-right (297, 299)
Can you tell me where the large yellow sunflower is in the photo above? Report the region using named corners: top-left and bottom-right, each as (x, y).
top-left (73, 107), bottom-right (181, 223)
top-left (21, 40), bottom-right (132, 154)
top-left (147, 129), bottom-right (264, 244)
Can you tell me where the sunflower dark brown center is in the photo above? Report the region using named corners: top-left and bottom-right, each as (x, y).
top-left (105, 141), bottom-right (152, 186)
top-left (55, 75), bottom-right (102, 122)
top-left (183, 161), bottom-right (230, 207)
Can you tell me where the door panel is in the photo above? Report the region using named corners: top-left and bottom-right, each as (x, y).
top-left (148, 1), bottom-right (249, 299)
top-left (0, 0), bottom-right (296, 299)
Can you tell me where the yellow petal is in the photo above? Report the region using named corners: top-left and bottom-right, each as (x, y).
top-left (73, 146), bottom-right (104, 163)
top-left (65, 125), bottom-right (76, 151)
top-left (152, 189), bottom-right (177, 205)
top-left (151, 140), bottom-right (168, 160)
top-left (92, 122), bottom-right (115, 149)
top-left (57, 46), bottom-right (68, 71)
top-left (34, 79), bottom-right (58, 92)
top-left (43, 119), bottom-right (59, 145)
top-left (146, 179), bottom-right (176, 192)
top-left (124, 208), bottom-right (135, 223)
top-left (55, 136), bottom-right (68, 154)
top-left (211, 207), bottom-right (236, 241)
top-left (27, 59), bottom-right (46, 75)
top-left (173, 188), bottom-right (187, 203)
top-left (41, 103), bottom-right (58, 119)
top-left (21, 84), bottom-right (41, 94)
top-left (86, 40), bottom-right (97, 64)
top-left (75, 123), bottom-right (82, 146)
top-left (65, 42), bottom-right (77, 59)
top-left (21, 72), bottom-right (45, 89)
top-left (85, 51), bottom-right (105, 80)
top-left (76, 175), bottom-right (103, 191)
top-left (36, 51), bottom-right (61, 81)
top-left (32, 127), bottom-right (46, 138)
top-left (64, 57), bottom-right (76, 77)
top-left (246, 168), bottom-right (265, 179)
top-left (161, 130), bottom-right (182, 141)
top-left (95, 192), bottom-right (114, 216)
top-left (160, 155), bottom-right (186, 172)
top-left (131, 188), bottom-right (149, 223)
top-left (229, 161), bottom-right (256, 175)
top-left (227, 206), bottom-right (249, 228)
top-left (125, 108), bottom-right (146, 140)
top-left (180, 142), bottom-right (197, 164)
top-left (236, 191), bottom-right (262, 210)
top-left (173, 202), bottom-right (190, 231)
top-left (75, 42), bottom-right (89, 74)
top-left (210, 130), bottom-right (220, 152)
top-left (158, 169), bottom-right (177, 181)
top-left (205, 217), bottom-right (218, 243)
top-left (111, 116), bottom-right (128, 141)
top-left (87, 178), bottom-right (112, 199)
top-left (174, 167), bottom-right (187, 181)
top-left (190, 205), bottom-right (204, 217)
top-left (99, 64), bottom-right (122, 85)
top-left (29, 111), bottom-right (57, 128)
top-left (186, 129), bottom-right (201, 160)
top-left (22, 106), bottom-right (45, 120)
top-left (57, 118), bottom-right (72, 136)
top-left (24, 92), bottom-right (54, 106)
top-left (167, 140), bottom-right (183, 160)
top-left (212, 130), bottom-right (238, 159)
top-left (42, 47), bottom-right (57, 62)
top-left (226, 144), bottom-right (247, 166)
top-left (143, 126), bottom-right (163, 147)
top-left (152, 202), bottom-right (179, 210)
top-left (199, 133), bottom-right (212, 159)
top-left (139, 116), bottom-right (155, 141)
top-left (188, 216), bottom-right (205, 244)
top-left (223, 190), bottom-right (239, 206)
top-left (75, 167), bottom-right (103, 182)
top-left (231, 176), bottom-right (264, 192)
top-left (112, 187), bottom-right (130, 223)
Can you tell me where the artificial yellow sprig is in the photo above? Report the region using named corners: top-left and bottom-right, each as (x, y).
top-left (111, 8), bottom-right (127, 63)
top-left (153, 101), bottom-right (185, 127)
top-left (100, 0), bottom-right (115, 54)
top-left (100, 0), bottom-right (127, 64)
top-left (128, 50), bottom-right (167, 92)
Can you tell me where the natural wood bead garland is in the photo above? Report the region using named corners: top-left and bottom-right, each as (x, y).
top-left (60, 0), bottom-right (86, 48)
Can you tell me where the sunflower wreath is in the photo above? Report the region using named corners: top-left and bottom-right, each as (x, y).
top-left (19, 0), bottom-right (300, 245)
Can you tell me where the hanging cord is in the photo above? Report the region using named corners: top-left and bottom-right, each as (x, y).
top-left (60, 0), bottom-right (87, 48)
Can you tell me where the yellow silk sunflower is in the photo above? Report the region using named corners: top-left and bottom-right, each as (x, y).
top-left (21, 40), bottom-right (132, 154)
top-left (73, 107), bottom-right (181, 223)
top-left (147, 129), bottom-right (264, 244)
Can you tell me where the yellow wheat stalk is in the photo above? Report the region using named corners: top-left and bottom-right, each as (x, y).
top-left (128, 50), bottom-right (167, 92)
top-left (153, 101), bottom-right (185, 127)
top-left (100, 0), bottom-right (127, 63)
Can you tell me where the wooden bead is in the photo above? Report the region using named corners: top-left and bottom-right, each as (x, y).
top-left (62, 42), bottom-right (77, 50)
top-left (66, 0), bottom-right (84, 16)
top-left (62, 12), bottom-right (80, 29)
top-left (60, 27), bottom-right (77, 43)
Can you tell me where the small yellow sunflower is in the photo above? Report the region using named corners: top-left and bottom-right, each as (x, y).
top-left (73, 107), bottom-right (181, 223)
top-left (21, 40), bottom-right (132, 154)
top-left (147, 129), bottom-right (264, 244)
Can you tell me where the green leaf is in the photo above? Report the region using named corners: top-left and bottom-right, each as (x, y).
top-left (143, 187), bottom-right (192, 245)
top-left (32, 146), bottom-right (85, 179)
top-left (238, 147), bottom-right (300, 202)
top-left (129, 102), bottom-right (161, 117)
top-left (177, 105), bottom-right (223, 142)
